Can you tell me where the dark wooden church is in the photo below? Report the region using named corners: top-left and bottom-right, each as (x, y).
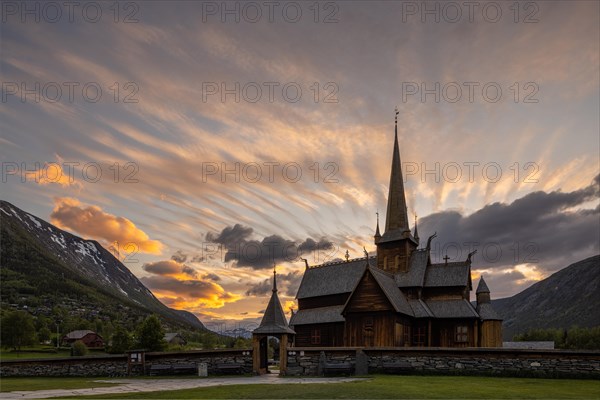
top-left (289, 116), bottom-right (503, 348)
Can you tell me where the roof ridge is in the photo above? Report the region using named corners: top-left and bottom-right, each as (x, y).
top-left (311, 255), bottom-right (376, 269)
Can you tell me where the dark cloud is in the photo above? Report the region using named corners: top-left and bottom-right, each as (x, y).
top-left (419, 175), bottom-right (600, 274)
top-left (298, 238), bottom-right (334, 253)
top-left (143, 260), bottom-right (182, 276)
top-left (207, 224), bottom-right (335, 269)
top-left (171, 250), bottom-right (188, 263)
top-left (202, 273), bottom-right (221, 281)
top-left (246, 271), bottom-right (303, 297)
top-left (206, 224), bottom-right (253, 247)
top-left (182, 265), bottom-right (198, 278)
top-left (143, 259), bottom-right (200, 278)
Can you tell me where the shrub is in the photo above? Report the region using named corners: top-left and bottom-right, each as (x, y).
top-left (72, 340), bottom-right (88, 356)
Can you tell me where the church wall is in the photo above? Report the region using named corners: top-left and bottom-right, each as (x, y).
top-left (344, 311), bottom-right (399, 347)
top-left (479, 320), bottom-right (503, 347)
top-left (376, 240), bottom-right (416, 273)
top-left (298, 293), bottom-right (349, 309)
top-left (430, 319), bottom-right (478, 347)
top-left (293, 323), bottom-right (344, 347)
top-left (345, 271), bottom-right (394, 313)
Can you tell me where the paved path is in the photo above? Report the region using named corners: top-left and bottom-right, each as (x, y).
top-left (1, 375), bottom-right (367, 399)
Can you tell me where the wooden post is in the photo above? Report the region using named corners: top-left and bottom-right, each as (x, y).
top-left (279, 334), bottom-right (288, 376)
top-left (252, 335), bottom-right (261, 375)
top-left (427, 320), bottom-right (432, 347)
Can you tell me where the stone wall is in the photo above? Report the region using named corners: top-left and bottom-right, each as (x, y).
top-left (3, 347), bottom-right (599, 379)
top-left (0, 349), bottom-right (253, 377)
top-left (286, 347), bottom-right (600, 379)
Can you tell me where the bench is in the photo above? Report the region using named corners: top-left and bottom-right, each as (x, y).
top-left (382, 361), bottom-right (412, 374)
top-left (149, 364), bottom-right (172, 375)
top-left (322, 362), bottom-right (354, 376)
top-left (172, 363), bottom-right (197, 374)
top-left (216, 363), bottom-right (244, 374)
top-left (149, 363), bottom-right (197, 375)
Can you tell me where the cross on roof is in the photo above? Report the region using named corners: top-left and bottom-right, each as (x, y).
top-left (443, 255), bottom-right (450, 265)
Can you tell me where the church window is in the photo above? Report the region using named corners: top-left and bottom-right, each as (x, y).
top-left (383, 257), bottom-right (388, 270)
top-left (310, 328), bottom-right (321, 345)
top-left (394, 255), bottom-right (400, 269)
top-left (413, 326), bottom-right (426, 346)
top-left (455, 325), bottom-right (468, 343)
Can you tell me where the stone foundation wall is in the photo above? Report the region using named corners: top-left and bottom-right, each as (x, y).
top-left (0, 349), bottom-right (253, 377)
top-left (3, 347), bottom-right (599, 378)
top-left (286, 347), bottom-right (600, 379)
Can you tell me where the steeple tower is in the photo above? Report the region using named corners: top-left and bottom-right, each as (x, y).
top-left (374, 211), bottom-right (381, 244)
top-left (376, 108), bottom-right (418, 273)
top-left (253, 265), bottom-right (295, 335)
top-left (413, 214), bottom-right (419, 242)
top-left (385, 108), bottom-right (411, 234)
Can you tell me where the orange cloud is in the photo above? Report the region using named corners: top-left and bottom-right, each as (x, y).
top-left (50, 197), bottom-right (163, 254)
top-left (142, 275), bottom-right (241, 309)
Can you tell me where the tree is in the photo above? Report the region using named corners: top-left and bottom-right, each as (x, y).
top-left (136, 315), bottom-right (166, 351)
top-left (0, 310), bottom-right (37, 351)
top-left (38, 326), bottom-right (52, 343)
top-left (109, 326), bottom-right (132, 354)
top-left (71, 340), bottom-right (88, 356)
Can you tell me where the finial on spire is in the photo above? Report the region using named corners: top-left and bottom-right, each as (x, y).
top-left (363, 246), bottom-right (369, 258)
top-left (374, 211), bottom-right (381, 244)
top-left (395, 106), bottom-right (399, 126)
top-left (272, 264), bottom-right (277, 292)
top-left (345, 250), bottom-right (350, 262)
top-left (413, 213), bottom-right (419, 241)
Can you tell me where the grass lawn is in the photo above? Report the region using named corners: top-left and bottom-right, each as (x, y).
top-left (0, 350), bottom-right (72, 360)
top-left (60, 375), bottom-right (600, 399)
top-left (0, 345), bottom-right (109, 360)
top-left (0, 377), bottom-right (120, 392)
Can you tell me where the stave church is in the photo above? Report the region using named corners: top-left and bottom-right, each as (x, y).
top-left (288, 114), bottom-right (503, 348)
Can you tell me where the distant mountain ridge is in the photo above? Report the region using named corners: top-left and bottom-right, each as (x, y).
top-left (0, 200), bottom-right (205, 330)
top-left (493, 255), bottom-right (600, 340)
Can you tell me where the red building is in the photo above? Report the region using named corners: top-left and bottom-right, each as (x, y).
top-left (61, 330), bottom-right (104, 348)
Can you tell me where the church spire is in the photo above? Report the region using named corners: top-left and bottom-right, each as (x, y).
top-left (385, 108), bottom-right (410, 234)
top-left (272, 264), bottom-right (277, 292)
top-left (374, 211), bottom-right (381, 244)
top-left (413, 214), bottom-right (419, 242)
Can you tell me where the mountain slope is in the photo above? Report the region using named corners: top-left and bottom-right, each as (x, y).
top-left (493, 255), bottom-right (600, 340)
top-left (0, 200), bottom-right (204, 330)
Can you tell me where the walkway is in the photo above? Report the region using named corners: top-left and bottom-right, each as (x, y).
top-left (1, 375), bottom-right (367, 399)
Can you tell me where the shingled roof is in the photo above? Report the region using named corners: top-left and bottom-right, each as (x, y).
top-left (295, 257), bottom-right (373, 299)
top-left (289, 305), bottom-right (345, 326)
top-left (424, 263), bottom-right (471, 287)
top-left (476, 276), bottom-right (490, 293)
top-left (63, 330), bottom-right (97, 340)
top-left (408, 299), bottom-right (434, 318)
top-left (424, 299), bottom-right (479, 319)
top-left (395, 249), bottom-right (428, 287)
top-left (254, 271), bottom-right (295, 335)
top-left (476, 302), bottom-right (502, 321)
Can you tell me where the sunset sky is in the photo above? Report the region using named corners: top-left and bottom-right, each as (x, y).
top-left (1, 1), bottom-right (598, 329)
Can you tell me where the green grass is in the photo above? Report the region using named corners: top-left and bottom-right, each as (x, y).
top-left (0, 345), bottom-right (110, 360)
top-left (0, 377), bottom-right (120, 392)
top-left (57, 375), bottom-right (600, 399)
top-left (0, 349), bottom-right (72, 360)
